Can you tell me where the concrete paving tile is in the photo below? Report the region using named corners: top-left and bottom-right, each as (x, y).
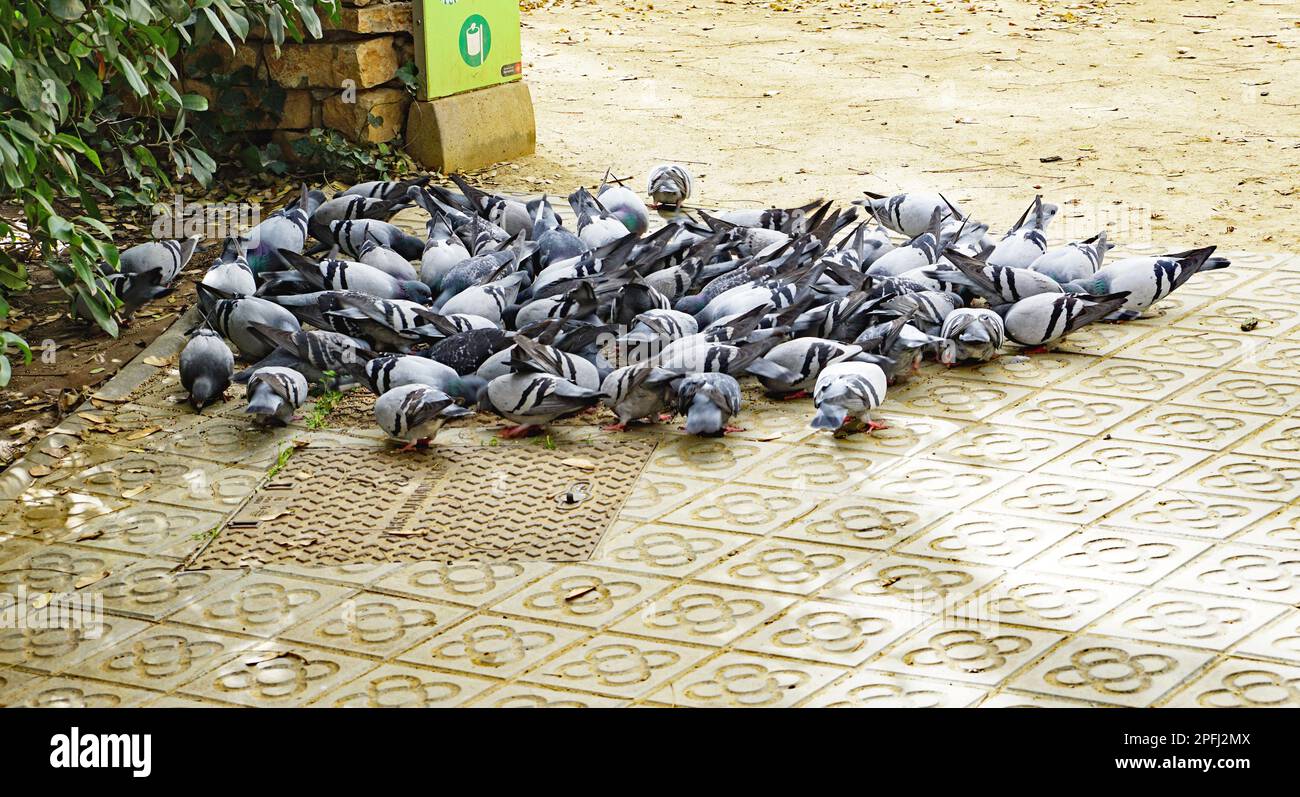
top-left (957, 572), bottom-right (1139, 632)
top-left (985, 390), bottom-right (1148, 435)
top-left (1231, 338), bottom-right (1300, 378)
top-left (886, 378), bottom-right (1034, 422)
top-left (944, 351), bottom-right (1092, 388)
top-left (523, 633), bottom-right (711, 700)
top-left (1182, 298), bottom-right (1300, 338)
top-left (66, 624), bottom-right (255, 692)
top-left (1163, 543), bottom-right (1300, 604)
top-left (311, 663), bottom-right (496, 707)
top-left (818, 553), bottom-right (1002, 614)
top-left (97, 561), bottom-right (241, 621)
top-left (1039, 438), bottom-right (1209, 487)
top-left (1173, 267), bottom-right (1262, 298)
top-left (1173, 454), bottom-right (1300, 503)
top-left (259, 561), bottom-right (402, 587)
top-left (1107, 404), bottom-right (1271, 451)
top-left (853, 458), bottom-right (1018, 507)
top-left (0, 544), bottom-right (140, 595)
top-left (373, 561), bottom-right (549, 607)
top-left (897, 512), bottom-right (1078, 567)
top-left (801, 409), bottom-right (968, 458)
top-left (649, 652), bottom-right (844, 707)
top-left (469, 682), bottom-right (628, 707)
top-left (1054, 321), bottom-right (1154, 357)
top-left (1119, 294), bottom-right (1211, 328)
top-left (741, 445), bottom-right (897, 493)
top-left (642, 436), bottom-right (783, 483)
top-left (694, 538), bottom-right (872, 596)
top-left (803, 670), bottom-right (988, 708)
top-left (1172, 371), bottom-right (1300, 416)
top-left (735, 598), bottom-right (925, 666)
top-left (397, 614), bottom-right (586, 679)
top-left (52, 503), bottom-right (226, 560)
top-left (490, 566), bottom-right (673, 629)
top-left (1233, 417), bottom-right (1300, 461)
top-left (660, 483), bottom-right (825, 535)
top-left (1233, 504), bottom-right (1300, 548)
top-left (1118, 328), bottom-right (1255, 369)
top-left (0, 667), bottom-right (40, 705)
top-left (969, 473), bottom-right (1144, 525)
top-left (722, 400), bottom-right (818, 444)
top-left (8, 676), bottom-right (159, 708)
top-left (0, 537), bottom-right (37, 567)
top-left (1028, 528), bottom-right (1209, 586)
top-left (596, 524), bottom-right (753, 579)
top-left (617, 470), bottom-right (719, 522)
top-left (1010, 635), bottom-right (1214, 707)
top-left (179, 645), bottom-right (377, 708)
top-left (1091, 590), bottom-right (1283, 650)
top-left (1160, 658), bottom-right (1300, 708)
top-left (610, 583), bottom-right (793, 646)
top-left (926, 424), bottom-right (1087, 473)
top-left (976, 690), bottom-right (1112, 708)
top-left (1056, 358), bottom-right (1214, 401)
top-left (874, 619), bottom-right (1063, 687)
top-left (774, 496), bottom-right (946, 551)
top-left (280, 592), bottom-right (468, 658)
top-left (170, 574), bottom-right (354, 638)
top-left (0, 490), bottom-right (127, 543)
top-left (0, 614), bottom-right (148, 674)
top-left (1233, 609), bottom-right (1300, 663)
top-left (1105, 490), bottom-right (1280, 541)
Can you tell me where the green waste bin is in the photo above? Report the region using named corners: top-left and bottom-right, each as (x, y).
top-left (413, 0), bottom-right (524, 101)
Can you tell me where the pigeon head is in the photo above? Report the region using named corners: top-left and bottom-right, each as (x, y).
top-left (447, 374), bottom-right (488, 405)
top-left (401, 280), bottom-right (433, 304)
top-left (673, 294), bottom-right (708, 316)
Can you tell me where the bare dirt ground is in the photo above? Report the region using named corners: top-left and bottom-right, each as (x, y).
top-left (510, 0), bottom-right (1300, 249)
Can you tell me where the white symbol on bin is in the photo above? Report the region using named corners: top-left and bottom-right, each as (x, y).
top-left (465, 22), bottom-right (484, 66)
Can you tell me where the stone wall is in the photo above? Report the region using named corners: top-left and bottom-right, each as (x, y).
top-left (182, 1), bottom-right (415, 155)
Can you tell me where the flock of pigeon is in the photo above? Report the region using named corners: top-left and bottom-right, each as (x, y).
top-left (84, 165), bottom-right (1230, 447)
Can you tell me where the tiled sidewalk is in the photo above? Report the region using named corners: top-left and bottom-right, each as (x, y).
top-left (2, 249), bottom-right (1299, 707)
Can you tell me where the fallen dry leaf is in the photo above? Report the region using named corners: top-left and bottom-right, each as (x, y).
top-left (125, 426), bottom-right (162, 441)
top-left (565, 586), bottom-right (598, 602)
top-left (122, 485), bottom-right (149, 499)
top-left (561, 457), bottom-right (597, 470)
top-left (74, 571), bottom-right (110, 590)
top-left (142, 356), bottom-right (172, 367)
top-left (27, 464), bottom-right (51, 477)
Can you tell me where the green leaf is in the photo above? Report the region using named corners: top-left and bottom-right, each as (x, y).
top-left (0, 43), bottom-right (13, 70)
top-left (49, 0), bottom-right (88, 20)
top-left (181, 93), bottom-right (209, 111)
top-left (114, 55), bottom-right (149, 97)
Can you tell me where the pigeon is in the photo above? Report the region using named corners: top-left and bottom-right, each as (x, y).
top-left (477, 335), bottom-right (600, 389)
top-left (309, 195), bottom-right (407, 245)
top-left (999, 291), bottom-right (1132, 347)
top-left (273, 250), bottom-right (432, 303)
top-left (939, 308), bottom-right (1005, 363)
top-left (244, 366), bottom-right (308, 426)
top-left (116, 235), bottom-right (201, 283)
top-left (940, 251), bottom-right (1064, 304)
top-left (442, 174), bottom-right (533, 238)
top-left (374, 384), bottom-right (472, 449)
top-left (435, 246), bottom-right (528, 306)
top-left (202, 238), bottom-right (257, 296)
top-left (647, 164), bottom-right (693, 208)
top-left (197, 283), bottom-right (302, 360)
top-left (1028, 232), bottom-right (1112, 284)
top-left (988, 195), bottom-right (1058, 269)
top-left (853, 315), bottom-right (951, 380)
top-left (676, 372), bottom-right (743, 435)
top-left (810, 361), bottom-right (889, 434)
top-left (323, 292), bottom-right (440, 350)
top-left (357, 239), bottom-right (419, 282)
top-left (346, 354), bottom-right (483, 402)
top-left (866, 209), bottom-right (950, 277)
top-left (479, 372), bottom-right (603, 437)
top-left (329, 219), bottom-right (425, 261)
top-left (241, 184), bottom-right (315, 275)
top-left (424, 327), bottom-right (513, 374)
top-left (514, 281), bottom-right (599, 329)
top-left (599, 363), bottom-right (676, 430)
top-left (570, 187), bottom-right (634, 249)
top-left (598, 180), bottom-right (650, 235)
top-left (1063, 246), bottom-right (1228, 320)
top-left (336, 176), bottom-right (430, 202)
top-left (73, 268), bottom-right (174, 322)
top-left (758, 338), bottom-right (866, 397)
top-left (441, 271), bottom-right (528, 324)
top-left (179, 328), bottom-right (234, 411)
top-left (880, 290), bottom-right (964, 335)
top-left (856, 191), bottom-right (963, 238)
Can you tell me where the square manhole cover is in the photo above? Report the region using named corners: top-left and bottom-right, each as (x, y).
top-left (189, 439), bottom-right (658, 568)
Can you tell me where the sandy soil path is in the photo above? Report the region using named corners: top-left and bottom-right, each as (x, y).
top-left (499, 0), bottom-right (1300, 250)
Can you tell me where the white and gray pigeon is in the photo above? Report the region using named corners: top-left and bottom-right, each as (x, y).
top-left (347, 354), bottom-right (480, 402)
top-left (1028, 232), bottom-right (1112, 284)
top-left (241, 184), bottom-right (315, 276)
top-left (939, 308), bottom-right (1005, 363)
top-left (999, 291), bottom-right (1132, 347)
top-left (202, 238), bottom-right (257, 297)
top-left (197, 283), bottom-right (302, 360)
top-left (677, 372), bottom-right (743, 436)
top-left (515, 281), bottom-right (599, 329)
top-left (180, 328), bottom-right (234, 411)
top-left (1063, 246), bottom-right (1228, 320)
top-left (940, 251), bottom-right (1064, 304)
top-left (598, 181), bottom-right (650, 235)
top-left (336, 176), bottom-right (430, 202)
top-left (570, 187), bottom-right (634, 249)
top-left (988, 195), bottom-right (1059, 269)
top-left (374, 383), bottom-right (472, 448)
top-left (440, 271), bottom-right (528, 325)
top-left (309, 194), bottom-right (406, 245)
top-left (329, 218), bottom-right (424, 261)
top-left (866, 208), bottom-right (949, 277)
top-left (116, 235), bottom-right (201, 283)
top-left (244, 366), bottom-right (308, 426)
top-left (810, 361), bottom-right (889, 433)
top-left (599, 363), bottom-right (676, 430)
top-left (275, 250), bottom-right (432, 303)
top-left (357, 239), bottom-right (419, 282)
top-left (856, 191), bottom-right (963, 238)
top-left (758, 338), bottom-right (866, 396)
top-left (477, 336), bottom-right (601, 389)
top-left (647, 164), bottom-right (693, 208)
top-left (479, 372), bottom-right (603, 437)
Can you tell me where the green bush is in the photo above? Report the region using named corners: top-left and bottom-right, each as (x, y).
top-left (0, 0), bottom-right (339, 383)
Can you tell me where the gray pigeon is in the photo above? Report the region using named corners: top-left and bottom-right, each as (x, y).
top-left (444, 174), bottom-right (533, 238)
top-left (856, 191), bottom-right (963, 238)
top-left (758, 338), bottom-right (866, 396)
top-left (116, 235), bottom-right (201, 283)
top-left (242, 323), bottom-right (376, 383)
top-left (599, 363), bottom-right (676, 430)
top-left (202, 238), bottom-right (257, 296)
top-left (1063, 246), bottom-right (1228, 320)
top-left (374, 384), bottom-right (472, 448)
top-left (197, 283), bottom-right (302, 360)
top-left (988, 195), bottom-right (1058, 269)
top-left (242, 184), bottom-right (316, 276)
top-left (180, 328), bottom-right (234, 411)
top-left (244, 366), bottom-right (308, 426)
top-left (939, 308), bottom-right (1005, 363)
top-left (515, 281), bottom-right (599, 329)
top-left (336, 176), bottom-right (430, 202)
top-left (273, 249), bottom-right (431, 303)
top-left (676, 372), bottom-right (742, 436)
top-left (347, 354), bottom-right (483, 403)
top-left (999, 291), bottom-right (1132, 347)
top-left (936, 251), bottom-right (1064, 305)
top-left (810, 361), bottom-right (888, 434)
top-left (329, 219), bottom-right (425, 260)
top-left (647, 164), bottom-right (693, 208)
top-left (73, 268), bottom-right (174, 322)
top-left (309, 195), bottom-right (407, 245)
top-left (598, 181), bottom-right (650, 235)
top-left (441, 271), bottom-right (528, 324)
top-left (357, 239), bottom-right (419, 281)
top-left (479, 372), bottom-right (603, 437)
top-left (1028, 232), bottom-right (1111, 284)
top-left (570, 187), bottom-right (633, 249)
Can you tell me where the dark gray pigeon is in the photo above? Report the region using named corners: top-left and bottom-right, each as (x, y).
top-left (676, 372), bottom-right (742, 436)
top-left (180, 328), bottom-right (234, 411)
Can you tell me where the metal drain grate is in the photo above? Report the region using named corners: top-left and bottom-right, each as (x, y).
top-left (189, 439), bottom-right (658, 567)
